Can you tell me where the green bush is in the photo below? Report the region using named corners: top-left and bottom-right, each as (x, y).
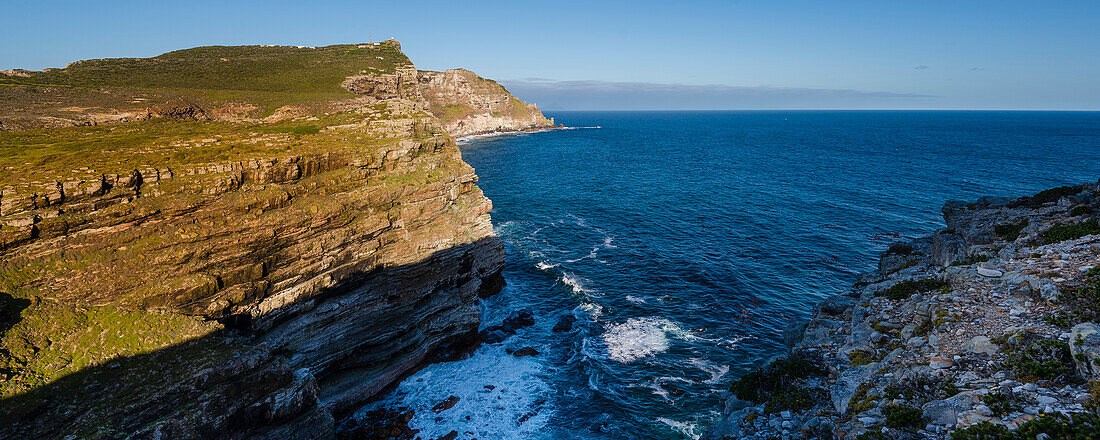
top-left (1070, 205), bottom-right (1094, 216)
top-left (848, 349), bottom-right (878, 366)
top-left (994, 219), bottom-right (1029, 242)
top-left (950, 421), bottom-right (1012, 440)
top-left (1000, 337), bottom-right (1077, 382)
top-left (982, 392), bottom-right (1014, 415)
top-left (729, 352), bottom-right (827, 413)
top-left (886, 242), bottom-right (914, 256)
top-left (951, 413), bottom-right (1100, 439)
top-left (1045, 275), bottom-right (1100, 328)
top-left (1011, 185), bottom-right (1086, 208)
top-left (1042, 219), bottom-right (1100, 244)
top-left (884, 404), bottom-right (924, 429)
top-left (877, 279), bottom-right (951, 300)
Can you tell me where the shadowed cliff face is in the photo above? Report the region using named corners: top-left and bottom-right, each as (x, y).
top-left (0, 237), bottom-right (502, 439)
top-left (0, 42), bottom-right (512, 438)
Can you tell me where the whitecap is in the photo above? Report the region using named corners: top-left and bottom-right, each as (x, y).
top-left (600, 317), bottom-right (686, 363)
top-left (688, 358), bottom-right (730, 384)
top-left (657, 417), bottom-right (702, 440)
top-left (625, 295), bottom-right (646, 304)
top-left (560, 272), bottom-right (596, 295)
top-left (535, 261), bottom-right (559, 271)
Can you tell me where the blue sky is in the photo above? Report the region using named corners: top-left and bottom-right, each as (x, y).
top-left (2, 0), bottom-right (1098, 109)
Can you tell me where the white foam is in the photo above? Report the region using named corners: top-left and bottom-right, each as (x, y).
top-left (625, 295), bottom-right (646, 304)
top-left (600, 317), bottom-right (686, 363)
top-left (560, 272), bottom-right (596, 295)
top-left (688, 358), bottom-right (730, 384)
top-left (358, 344), bottom-right (553, 440)
top-left (535, 261), bottom-right (559, 271)
top-left (657, 417), bottom-right (703, 440)
top-left (602, 236), bottom-right (617, 248)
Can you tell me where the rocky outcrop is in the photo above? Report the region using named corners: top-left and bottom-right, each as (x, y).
top-left (417, 68), bottom-right (557, 137)
top-left (706, 180), bottom-right (1100, 440)
top-left (0, 42), bottom-right (513, 439)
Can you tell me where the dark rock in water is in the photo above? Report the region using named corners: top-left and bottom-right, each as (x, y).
top-left (436, 431), bottom-right (458, 440)
top-left (337, 407), bottom-right (417, 440)
top-left (499, 308), bottom-right (535, 333)
top-left (552, 314), bottom-right (577, 332)
top-left (782, 320), bottom-right (808, 348)
top-left (513, 347), bottom-right (540, 357)
top-left (480, 329), bottom-right (510, 344)
top-left (432, 396), bottom-right (460, 413)
top-left (477, 269), bottom-right (506, 299)
top-left (814, 295), bottom-right (856, 315)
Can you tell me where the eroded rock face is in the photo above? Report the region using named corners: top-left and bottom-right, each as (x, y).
top-left (417, 69), bottom-right (556, 137)
top-left (0, 44), bottom-right (510, 438)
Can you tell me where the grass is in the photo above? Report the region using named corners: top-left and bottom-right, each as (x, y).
top-left (876, 278), bottom-right (951, 300)
top-left (1, 41), bottom-right (408, 114)
top-left (0, 299), bottom-right (218, 398)
top-left (0, 104), bottom-right (393, 187)
top-left (1041, 219), bottom-right (1100, 244)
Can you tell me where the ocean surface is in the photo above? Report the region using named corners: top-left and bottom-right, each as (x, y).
top-left (358, 111), bottom-right (1100, 439)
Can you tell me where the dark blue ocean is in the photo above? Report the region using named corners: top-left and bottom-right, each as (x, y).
top-left (360, 111), bottom-right (1100, 439)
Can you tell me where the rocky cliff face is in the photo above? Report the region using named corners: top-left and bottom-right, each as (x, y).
top-left (417, 69), bottom-right (556, 138)
top-left (0, 41), bottom-right (515, 439)
top-left (705, 181), bottom-right (1100, 440)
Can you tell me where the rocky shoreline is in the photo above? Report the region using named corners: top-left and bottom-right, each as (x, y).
top-left (705, 181), bottom-right (1100, 440)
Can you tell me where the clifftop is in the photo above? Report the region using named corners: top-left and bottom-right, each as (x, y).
top-left (706, 181), bottom-right (1100, 439)
top-left (0, 40), bottom-right (539, 438)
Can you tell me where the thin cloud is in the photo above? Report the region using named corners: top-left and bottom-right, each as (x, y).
top-left (501, 79), bottom-right (933, 110)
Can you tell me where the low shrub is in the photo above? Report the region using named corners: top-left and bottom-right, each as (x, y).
top-left (1042, 219), bottom-right (1100, 244)
top-left (951, 412), bottom-right (1100, 439)
top-left (994, 219), bottom-right (1029, 242)
top-left (729, 352), bottom-right (827, 413)
top-left (982, 392), bottom-right (1014, 415)
top-left (1070, 205), bottom-right (1094, 216)
top-left (1010, 185), bottom-right (1086, 208)
top-left (877, 279), bottom-right (951, 301)
top-left (883, 404), bottom-right (924, 429)
top-left (886, 242), bottom-right (914, 256)
top-left (1000, 336), bottom-right (1077, 382)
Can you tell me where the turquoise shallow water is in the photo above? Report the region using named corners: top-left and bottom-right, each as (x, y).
top-left (360, 111), bottom-right (1100, 439)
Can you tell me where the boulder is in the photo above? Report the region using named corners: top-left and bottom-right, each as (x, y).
top-left (932, 230), bottom-right (968, 267)
top-left (783, 320), bottom-right (808, 348)
top-left (552, 314), bottom-right (577, 333)
top-left (816, 295), bottom-right (856, 315)
top-left (923, 392), bottom-right (979, 426)
top-left (830, 363), bottom-right (879, 414)
top-left (1070, 322), bottom-right (1100, 379)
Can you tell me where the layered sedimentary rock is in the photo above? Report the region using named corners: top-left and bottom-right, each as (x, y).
top-left (705, 181), bottom-right (1100, 439)
top-left (417, 68), bottom-right (556, 137)
top-left (0, 40), bottom-right (526, 438)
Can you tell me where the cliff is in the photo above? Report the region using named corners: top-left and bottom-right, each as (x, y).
top-left (705, 181), bottom-right (1100, 440)
top-left (0, 40), bottom-right (528, 438)
top-left (417, 69), bottom-right (556, 138)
